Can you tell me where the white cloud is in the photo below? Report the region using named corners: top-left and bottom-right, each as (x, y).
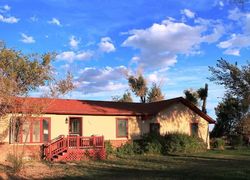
top-left (148, 73), bottom-right (159, 83)
top-left (76, 66), bottom-right (128, 94)
top-left (48, 18), bottom-right (61, 26)
top-left (122, 18), bottom-right (223, 69)
top-left (228, 8), bottom-right (243, 21)
top-left (217, 33), bottom-right (250, 55)
top-left (69, 36), bottom-right (80, 49)
top-left (219, 1), bottom-right (224, 7)
top-left (217, 8), bottom-right (250, 57)
top-left (3, 5), bottom-right (10, 11)
top-left (181, 9), bottom-right (195, 19)
top-left (30, 15), bottom-right (38, 22)
top-left (223, 48), bottom-right (240, 56)
top-left (202, 25), bottom-right (225, 43)
top-left (56, 51), bottom-right (93, 63)
top-left (98, 37), bottom-right (116, 53)
top-left (0, 14), bottom-right (19, 23)
top-left (20, 33), bottom-right (35, 43)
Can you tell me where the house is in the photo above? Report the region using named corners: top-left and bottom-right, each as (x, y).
top-left (0, 97), bottom-right (215, 161)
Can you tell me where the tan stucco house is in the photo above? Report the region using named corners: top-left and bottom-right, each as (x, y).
top-left (0, 97), bottom-right (215, 161)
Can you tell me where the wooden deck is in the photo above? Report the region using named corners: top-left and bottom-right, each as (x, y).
top-left (44, 135), bottom-right (105, 161)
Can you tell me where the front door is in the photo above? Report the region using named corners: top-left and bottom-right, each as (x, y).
top-left (69, 117), bottom-right (82, 136)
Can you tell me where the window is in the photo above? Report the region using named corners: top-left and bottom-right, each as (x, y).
top-left (22, 121), bottom-right (31, 143)
top-left (191, 123), bottom-right (198, 136)
top-left (150, 123), bottom-right (160, 134)
top-left (69, 118), bottom-right (81, 135)
top-left (10, 118), bottom-right (22, 143)
top-left (116, 119), bottom-right (128, 137)
top-left (43, 119), bottom-right (49, 143)
top-left (11, 117), bottom-right (50, 143)
top-left (32, 120), bottom-right (40, 142)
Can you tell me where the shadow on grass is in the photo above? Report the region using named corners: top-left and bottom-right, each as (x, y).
top-left (42, 154), bottom-right (250, 180)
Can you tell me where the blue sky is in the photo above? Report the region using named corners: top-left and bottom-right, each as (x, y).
top-left (0, 0), bottom-right (250, 119)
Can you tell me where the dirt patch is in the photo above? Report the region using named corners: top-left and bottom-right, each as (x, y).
top-left (0, 161), bottom-right (66, 179)
top-left (18, 161), bottom-right (64, 179)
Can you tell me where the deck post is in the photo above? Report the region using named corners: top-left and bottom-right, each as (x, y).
top-left (77, 136), bottom-right (79, 150)
top-left (49, 145), bottom-right (51, 160)
top-left (102, 136), bottom-right (104, 148)
top-left (93, 136), bottom-right (96, 148)
top-left (67, 135), bottom-right (69, 149)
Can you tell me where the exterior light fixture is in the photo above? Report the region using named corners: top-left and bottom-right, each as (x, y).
top-left (65, 117), bottom-right (68, 124)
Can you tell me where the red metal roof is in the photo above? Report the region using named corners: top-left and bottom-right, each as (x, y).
top-left (16, 97), bottom-right (215, 124)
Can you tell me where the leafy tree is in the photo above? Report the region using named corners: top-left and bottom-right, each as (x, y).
top-left (184, 89), bottom-right (198, 106)
top-left (50, 71), bottom-right (75, 97)
top-left (197, 83), bottom-right (208, 113)
top-left (112, 91), bottom-right (133, 102)
top-left (211, 95), bottom-right (243, 137)
top-left (128, 74), bottom-right (148, 103)
top-left (209, 58), bottom-right (250, 111)
top-left (209, 59), bottom-right (250, 136)
top-left (184, 84), bottom-right (208, 112)
top-left (0, 43), bottom-right (74, 148)
top-left (147, 83), bottom-right (164, 102)
top-left (0, 43), bottom-right (75, 173)
top-left (0, 47), bottom-right (53, 95)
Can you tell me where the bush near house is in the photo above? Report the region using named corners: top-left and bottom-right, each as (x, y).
top-left (212, 138), bottom-right (225, 150)
top-left (163, 133), bottom-right (207, 154)
top-left (104, 141), bottom-right (114, 158)
top-left (136, 133), bottom-right (164, 154)
top-left (116, 133), bottom-right (207, 156)
top-left (116, 142), bottom-right (142, 156)
top-left (229, 135), bottom-right (244, 149)
top-left (6, 153), bottom-right (24, 174)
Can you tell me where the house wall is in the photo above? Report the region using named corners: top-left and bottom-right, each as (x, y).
top-left (46, 114), bottom-right (142, 147)
top-left (141, 102), bottom-right (210, 149)
top-left (0, 115), bottom-right (10, 143)
top-left (0, 102), bottom-right (210, 149)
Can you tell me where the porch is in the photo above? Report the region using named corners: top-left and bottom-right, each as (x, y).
top-left (44, 135), bottom-right (106, 161)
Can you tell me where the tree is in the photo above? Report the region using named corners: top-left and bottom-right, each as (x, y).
top-left (147, 83), bottom-right (164, 102)
top-left (209, 58), bottom-right (250, 111)
top-left (184, 89), bottom-right (198, 106)
top-left (50, 71), bottom-right (75, 97)
top-left (0, 43), bottom-right (74, 172)
top-left (211, 95), bottom-right (243, 137)
top-left (0, 47), bottom-right (53, 95)
top-left (197, 83), bottom-right (208, 114)
top-left (112, 91), bottom-right (133, 102)
top-left (209, 59), bottom-right (250, 136)
top-left (128, 74), bottom-right (148, 103)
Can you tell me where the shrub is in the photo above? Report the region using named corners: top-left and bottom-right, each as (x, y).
top-left (213, 138), bottom-right (225, 150)
top-left (145, 141), bottom-right (162, 154)
top-left (116, 142), bottom-right (142, 156)
top-left (163, 133), bottom-right (207, 154)
top-left (137, 132), bottom-right (206, 155)
top-left (137, 133), bottom-right (165, 153)
top-left (6, 153), bottom-right (24, 174)
top-left (104, 141), bottom-right (114, 158)
top-left (229, 135), bottom-right (243, 148)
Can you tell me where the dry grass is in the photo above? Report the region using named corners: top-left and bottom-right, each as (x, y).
top-left (0, 148), bottom-right (250, 179)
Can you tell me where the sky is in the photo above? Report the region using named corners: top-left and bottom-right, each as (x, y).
top-left (0, 0), bottom-right (250, 120)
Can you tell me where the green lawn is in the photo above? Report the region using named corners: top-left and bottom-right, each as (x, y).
top-left (49, 148), bottom-right (250, 180)
top-left (2, 148), bottom-right (250, 179)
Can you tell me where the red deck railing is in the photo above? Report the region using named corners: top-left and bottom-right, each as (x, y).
top-left (44, 135), bottom-right (104, 160)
